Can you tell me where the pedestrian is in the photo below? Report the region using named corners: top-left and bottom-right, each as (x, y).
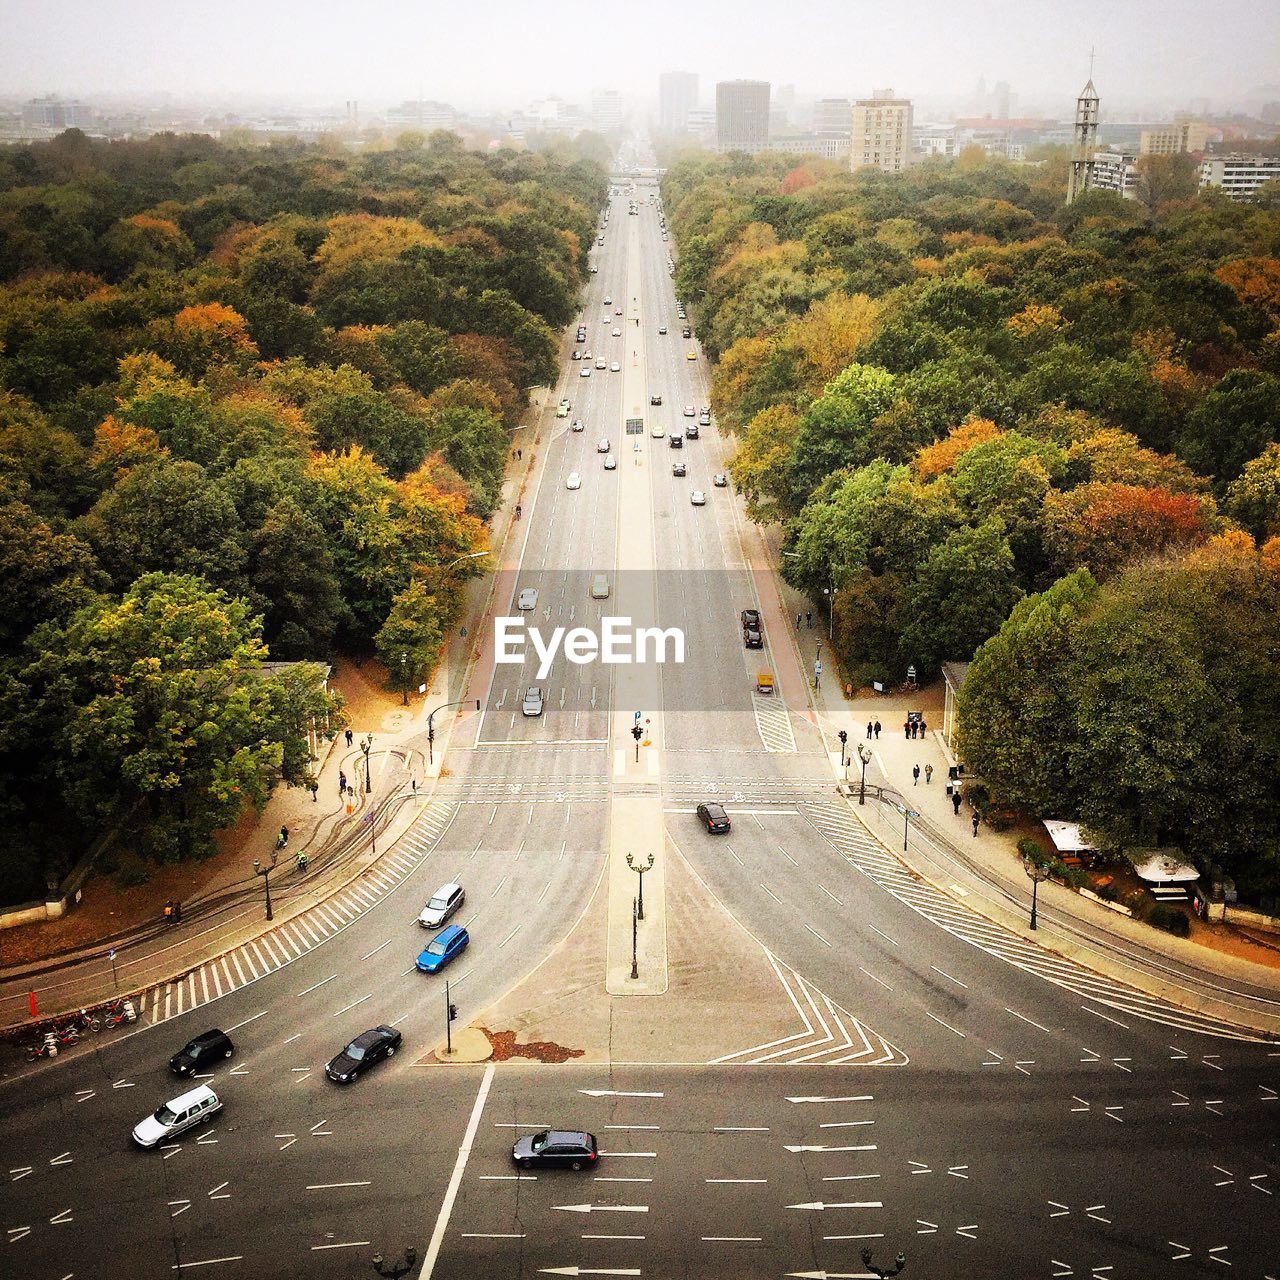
top-left (874, 719), bottom-right (881, 739)
top-left (904, 719), bottom-right (910, 737)
top-left (910, 721), bottom-right (917, 740)
top-left (952, 790), bottom-right (962, 816)
top-left (173, 899), bottom-right (182, 923)
top-left (925, 763), bottom-right (933, 785)
top-left (345, 728), bottom-right (353, 747)
top-left (512, 448), bottom-right (517, 461)
top-left (912, 764), bottom-right (921, 786)
top-left (866, 721), bottom-right (873, 739)
top-left (163, 900), bottom-right (173, 924)
top-left (338, 769), bottom-right (347, 794)
top-left (920, 719), bottom-right (928, 736)
top-left (411, 778), bottom-right (418, 796)
top-left (797, 613), bottom-right (803, 629)
top-left (310, 782), bottom-right (318, 803)
top-left (278, 824), bottom-right (289, 849)
top-left (972, 812), bottom-right (980, 838)
top-left (517, 448), bottom-right (522, 460)
top-left (806, 610), bottom-right (813, 628)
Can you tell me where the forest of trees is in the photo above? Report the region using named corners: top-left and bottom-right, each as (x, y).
top-left (0, 129), bottom-right (607, 903)
top-left (662, 148), bottom-right (1280, 896)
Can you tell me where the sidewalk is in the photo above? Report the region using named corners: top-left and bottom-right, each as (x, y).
top-left (772, 571), bottom-right (1280, 1031)
top-left (0, 418), bottom-right (546, 1033)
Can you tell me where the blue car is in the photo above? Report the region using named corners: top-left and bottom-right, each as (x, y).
top-left (416, 924), bottom-right (468, 973)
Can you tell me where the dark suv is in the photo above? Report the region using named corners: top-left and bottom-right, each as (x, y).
top-left (512, 1129), bottom-right (598, 1170)
top-left (696, 802), bottom-right (731, 834)
top-left (170, 1029), bottom-right (234, 1076)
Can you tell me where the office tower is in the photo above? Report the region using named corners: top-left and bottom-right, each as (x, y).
top-left (715, 79), bottom-right (771, 155)
top-left (659, 71), bottom-right (698, 134)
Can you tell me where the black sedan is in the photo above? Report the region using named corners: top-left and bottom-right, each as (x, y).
top-left (325, 1025), bottom-right (402, 1084)
top-left (170, 1028), bottom-right (234, 1076)
top-left (741, 609), bottom-right (761, 630)
top-left (743, 625), bottom-right (763, 649)
top-left (512, 1129), bottom-right (598, 1170)
top-left (696, 801), bottom-right (731, 834)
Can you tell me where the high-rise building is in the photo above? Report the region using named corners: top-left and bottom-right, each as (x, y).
top-left (659, 72), bottom-right (698, 134)
top-left (591, 89), bottom-right (623, 132)
top-left (21, 96), bottom-right (92, 131)
top-left (1090, 150), bottom-right (1140, 199)
top-left (715, 80), bottom-right (771, 155)
top-left (386, 100), bottom-right (457, 131)
top-left (1199, 155), bottom-right (1280, 202)
top-left (1140, 121), bottom-right (1211, 155)
top-left (993, 80), bottom-right (1012, 121)
top-left (850, 89), bottom-right (913, 173)
top-left (812, 98), bottom-right (852, 136)
top-left (1066, 77), bottom-right (1100, 204)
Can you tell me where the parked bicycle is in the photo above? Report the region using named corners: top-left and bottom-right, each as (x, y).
top-left (26, 1037), bottom-right (58, 1061)
top-left (75, 1008), bottom-right (101, 1033)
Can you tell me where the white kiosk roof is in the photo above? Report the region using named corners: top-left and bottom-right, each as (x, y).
top-left (1042, 820), bottom-right (1095, 854)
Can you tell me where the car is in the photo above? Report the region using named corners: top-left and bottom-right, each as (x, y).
top-left (603, 455), bottom-right (617, 470)
top-left (566, 472), bottom-right (582, 490)
top-left (417, 924), bottom-right (470, 973)
top-left (683, 405), bottom-right (695, 417)
top-left (133, 1084), bottom-right (223, 1148)
top-left (512, 1129), bottom-right (599, 1170)
top-left (555, 403), bottom-right (569, 418)
top-left (699, 410), bottom-right (711, 426)
top-left (658, 324), bottom-right (668, 334)
top-left (593, 358), bottom-right (605, 371)
top-left (696, 802), bottom-right (731, 834)
top-left (597, 438), bottom-right (611, 453)
top-left (650, 394), bottom-right (662, 406)
top-left (672, 462), bottom-right (687, 477)
top-left (571, 349), bottom-right (581, 360)
top-left (419, 882), bottom-right (465, 928)
top-left (669, 433), bottom-right (683, 449)
top-left (582, 350), bottom-right (593, 361)
top-left (521, 684), bottom-right (545, 717)
top-left (579, 367), bottom-right (591, 377)
top-left (743, 624), bottom-right (763, 649)
top-left (741, 609), bottom-right (761, 629)
top-left (651, 423), bottom-right (666, 438)
top-left (604, 296), bottom-right (612, 304)
top-left (325, 1025), bottom-right (402, 1083)
top-left (713, 472), bottom-right (728, 487)
top-left (686, 351), bottom-right (697, 361)
top-left (685, 424), bottom-right (699, 440)
top-left (518, 587), bottom-right (538, 610)
top-left (691, 489), bottom-right (706, 506)
top-left (591, 574), bottom-right (610, 599)
top-left (576, 327), bottom-right (587, 341)
top-left (612, 327), bottom-right (622, 337)
top-left (571, 419), bottom-right (585, 432)
top-left (169, 1029), bottom-right (234, 1076)
top-left (559, 397), bottom-right (570, 409)
top-left (614, 308), bottom-right (623, 316)
top-left (589, 265), bottom-right (598, 273)
top-left (610, 361), bottom-right (621, 372)
top-left (682, 327), bottom-right (692, 338)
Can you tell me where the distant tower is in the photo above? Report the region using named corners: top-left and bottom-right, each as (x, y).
top-left (1066, 73), bottom-right (1099, 204)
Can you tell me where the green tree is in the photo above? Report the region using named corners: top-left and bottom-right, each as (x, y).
top-left (374, 577), bottom-right (455, 699)
top-left (1177, 369), bottom-right (1280, 484)
top-left (1224, 442), bottom-right (1280, 541)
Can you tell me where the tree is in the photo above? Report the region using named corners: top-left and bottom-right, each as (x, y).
top-left (375, 321), bottom-right (461, 397)
top-left (374, 577), bottom-right (455, 698)
top-left (899, 518), bottom-right (1023, 673)
top-left (1224, 443), bottom-right (1280, 541)
top-left (957, 570), bottom-right (1099, 814)
top-left (19, 573), bottom-right (337, 862)
top-left (1177, 369), bottom-right (1280, 484)
top-left (1132, 153), bottom-right (1199, 214)
top-left (729, 404), bottom-right (800, 523)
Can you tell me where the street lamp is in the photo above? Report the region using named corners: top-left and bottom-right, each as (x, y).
top-left (252, 850), bottom-right (279, 922)
top-left (857, 742), bottom-right (873, 806)
top-left (426, 698), bottom-right (482, 767)
top-left (630, 896), bottom-right (639, 980)
top-left (362, 732), bottom-right (374, 794)
top-left (891, 798), bottom-right (919, 852)
top-left (443, 551), bottom-right (489, 573)
top-left (627, 852), bottom-right (654, 921)
top-left (1023, 852), bottom-right (1051, 931)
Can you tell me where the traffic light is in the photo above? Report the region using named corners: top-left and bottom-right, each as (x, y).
top-left (631, 724), bottom-right (642, 742)
top-left (448, 1003), bottom-right (458, 1022)
top-left (838, 729), bottom-right (848, 747)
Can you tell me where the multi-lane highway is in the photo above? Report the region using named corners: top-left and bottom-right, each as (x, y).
top-left (1, 149), bottom-right (1278, 1280)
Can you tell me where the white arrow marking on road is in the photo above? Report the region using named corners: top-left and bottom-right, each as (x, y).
top-left (554, 1204), bottom-right (649, 1214)
top-left (786, 1096), bottom-right (874, 1104)
top-left (48, 1152), bottom-right (73, 1166)
top-left (788, 1201), bottom-right (881, 1211)
top-left (1051, 1263), bottom-right (1073, 1277)
top-left (785, 1273), bottom-right (877, 1279)
top-left (6, 1227), bottom-right (32, 1243)
top-left (538, 1269), bottom-right (642, 1277)
top-left (956, 1224), bottom-right (979, 1239)
top-left (948, 1165), bottom-right (969, 1179)
top-left (1260, 1085), bottom-right (1277, 1101)
top-left (578, 1090), bottom-right (663, 1098)
top-left (9, 1167), bottom-right (32, 1181)
top-left (75, 1090), bottom-right (95, 1103)
top-left (917, 1221), bottom-right (938, 1233)
top-left (778, 1152), bottom-right (880, 1162)
top-left (1168, 1242), bottom-right (1192, 1260)
top-left (1048, 1200), bottom-right (1070, 1217)
top-left (49, 1208), bottom-right (73, 1224)
top-left (229, 1064), bottom-right (249, 1076)
top-left (111, 1079), bottom-right (135, 1089)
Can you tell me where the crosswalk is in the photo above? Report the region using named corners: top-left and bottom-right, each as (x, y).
top-left (804, 800), bottom-right (1261, 1042)
top-left (132, 802), bottom-right (458, 1026)
top-left (711, 948), bottom-right (906, 1067)
top-left (752, 691), bottom-right (797, 753)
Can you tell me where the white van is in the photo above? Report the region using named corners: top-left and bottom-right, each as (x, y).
top-left (591, 575), bottom-right (610, 600)
top-left (133, 1084), bottom-right (222, 1148)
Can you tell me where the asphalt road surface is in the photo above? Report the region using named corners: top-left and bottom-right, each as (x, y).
top-left (1, 152), bottom-right (1277, 1280)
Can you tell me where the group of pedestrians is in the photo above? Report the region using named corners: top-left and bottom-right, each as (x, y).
top-left (865, 720), bottom-right (882, 739)
top-left (904, 718), bottom-right (928, 739)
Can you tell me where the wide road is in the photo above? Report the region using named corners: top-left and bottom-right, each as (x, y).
top-left (1, 151), bottom-right (1277, 1280)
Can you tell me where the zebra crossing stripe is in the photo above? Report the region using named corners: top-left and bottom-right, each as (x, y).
top-left (229, 951), bottom-right (248, 986)
top-left (210, 964), bottom-right (223, 999)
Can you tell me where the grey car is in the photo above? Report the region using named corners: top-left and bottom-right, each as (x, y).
top-left (522, 686), bottom-right (545, 716)
top-left (512, 1129), bottom-right (598, 1170)
top-left (419, 882), bottom-right (465, 928)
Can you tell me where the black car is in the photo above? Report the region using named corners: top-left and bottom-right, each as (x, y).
top-left (743, 625), bottom-right (763, 650)
top-left (672, 462), bottom-right (687, 477)
top-left (325, 1024), bottom-right (402, 1084)
top-left (170, 1028), bottom-right (234, 1076)
top-left (685, 424), bottom-right (699, 439)
top-left (741, 609), bottom-right (761, 630)
top-left (650, 393), bottom-right (662, 405)
top-left (682, 327), bottom-right (692, 338)
top-left (696, 801), bottom-right (731, 834)
top-left (512, 1129), bottom-right (598, 1170)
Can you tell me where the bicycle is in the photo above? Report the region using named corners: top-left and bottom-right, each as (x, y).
top-left (26, 1038), bottom-right (58, 1061)
top-left (76, 1008), bottom-right (102, 1033)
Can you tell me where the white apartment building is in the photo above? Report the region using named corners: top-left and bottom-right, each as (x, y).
top-left (1090, 150), bottom-right (1140, 199)
top-left (1199, 154), bottom-right (1280, 202)
top-left (851, 89), bottom-right (913, 173)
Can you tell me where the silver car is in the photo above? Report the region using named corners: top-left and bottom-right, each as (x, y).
top-left (419, 882), bottom-right (465, 928)
top-left (522, 686), bottom-right (545, 717)
top-left (518, 587), bottom-right (538, 611)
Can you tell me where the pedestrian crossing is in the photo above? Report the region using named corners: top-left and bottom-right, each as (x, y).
top-left (752, 691), bottom-right (797, 753)
top-left (711, 948), bottom-right (907, 1067)
top-left (803, 800), bottom-right (1261, 1042)
top-left (132, 802), bottom-right (459, 1026)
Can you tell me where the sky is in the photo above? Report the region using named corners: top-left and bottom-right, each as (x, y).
top-left (2, 0), bottom-right (1278, 114)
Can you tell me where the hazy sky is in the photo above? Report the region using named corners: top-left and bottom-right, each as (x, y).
top-left (3, 0), bottom-right (1278, 111)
